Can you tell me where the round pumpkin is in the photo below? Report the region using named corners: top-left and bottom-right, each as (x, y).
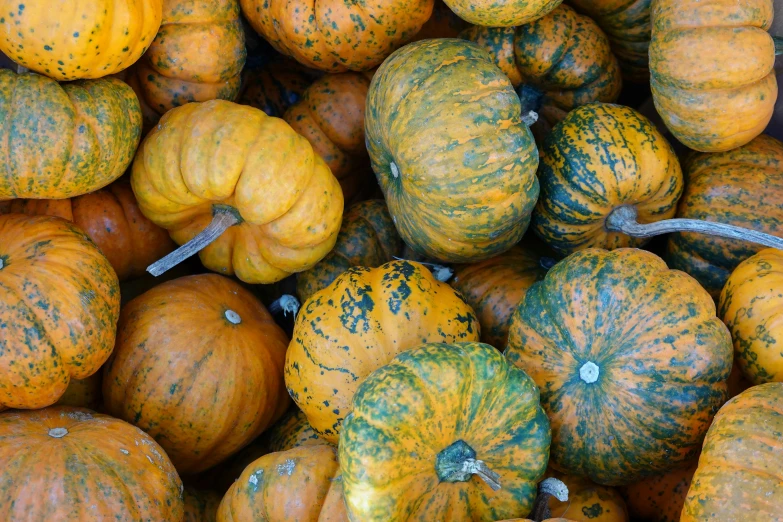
top-left (443, 0), bottom-right (563, 27)
top-left (54, 372), bottom-right (103, 411)
top-left (0, 406), bottom-right (183, 520)
top-left (239, 59), bottom-right (320, 117)
top-left (0, 0), bottom-right (162, 80)
top-left (366, 38), bottom-right (539, 262)
top-left (411, 0), bottom-right (470, 40)
top-left (0, 70), bottom-right (142, 199)
top-left (103, 273), bottom-right (290, 475)
top-left (286, 260), bottom-right (480, 443)
top-left (130, 99), bottom-right (344, 284)
top-left (505, 248), bottom-right (733, 485)
top-left (622, 462), bottom-right (697, 522)
top-left (0, 214), bottom-right (120, 410)
top-left (681, 383), bottom-right (783, 520)
top-left (184, 486), bottom-right (221, 522)
top-left (545, 470), bottom-right (629, 522)
top-left (649, 0), bottom-right (777, 152)
top-left (339, 342), bottom-right (551, 521)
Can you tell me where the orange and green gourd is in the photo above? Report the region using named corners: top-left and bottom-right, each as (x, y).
top-left (0, 70), bottom-right (142, 199)
top-left (54, 372), bottom-right (103, 411)
top-left (339, 342), bottom-right (551, 521)
top-left (621, 461), bottom-right (697, 522)
top-left (544, 470), bottom-right (629, 521)
top-left (505, 248), bottom-right (733, 485)
top-left (239, 58), bottom-right (320, 117)
top-left (443, 0), bottom-right (563, 26)
top-left (183, 486), bottom-right (221, 522)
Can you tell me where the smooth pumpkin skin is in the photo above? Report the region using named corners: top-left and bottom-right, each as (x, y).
top-left (0, 70), bottom-right (142, 199)
top-left (667, 134), bottom-right (783, 299)
top-left (546, 470), bottom-right (629, 521)
top-left (649, 0), bottom-right (777, 152)
top-left (54, 372), bottom-right (102, 411)
top-left (621, 461), bottom-right (697, 522)
top-left (533, 103), bottom-right (683, 256)
top-left (103, 274), bottom-right (290, 475)
top-left (505, 248), bottom-right (733, 486)
top-left (366, 39), bottom-right (539, 263)
top-left (240, 0), bottom-right (434, 72)
top-left (681, 383), bottom-right (783, 520)
top-left (0, 406), bottom-right (184, 521)
top-left (184, 486), bottom-right (221, 522)
top-left (339, 342), bottom-right (551, 521)
top-left (296, 200), bottom-right (404, 303)
top-left (0, 215), bottom-right (120, 410)
top-left (443, 0), bottom-right (563, 26)
top-left (239, 59), bottom-right (320, 117)
top-left (286, 260), bottom-right (480, 443)
top-left (131, 99), bottom-right (344, 284)
top-left (0, 0), bottom-right (162, 80)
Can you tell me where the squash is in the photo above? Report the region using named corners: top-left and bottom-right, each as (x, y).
top-left (103, 274), bottom-right (290, 475)
top-left (184, 486), bottom-right (221, 522)
top-left (719, 248), bottom-right (783, 384)
top-left (240, 0), bottom-right (434, 72)
top-left (0, 0), bottom-right (162, 80)
top-left (505, 248), bottom-right (733, 485)
top-left (366, 38), bottom-right (539, 262)
top-left (0, 70), bottom-right (142, 199)
top-left (54, 372), bottom-right (102, 411)
top-left (681, 383), bottom-right (783, 520)
top-left (131, 99), bottom-right (344, 284)
top-left (543, 470), bottom-right (629, 522)
top-left (443, 0), bottom-right (563, 27)
top-left (239, 59), bottom-right (319, 117)
top-left (0, 406), bottom-right (183, 520)
top-left (622, 462), bottom-right (697, 522)
top-left (339, 342), bottom-right (551, 521)
top-left (411, 0), bottom-right (470, 40)
top-left (0, 215), bottom-right (120, 410)
top-left (1, 178), bottom-right (175, 281)
top-left (649, 0), bottom-right (778, 152)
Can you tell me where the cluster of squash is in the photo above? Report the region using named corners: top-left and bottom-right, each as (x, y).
top-left (0, 0), bottom-right (782, 521)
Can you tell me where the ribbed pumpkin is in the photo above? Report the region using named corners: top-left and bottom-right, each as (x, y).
top-left (130, 99), bottom-right (344, 284)
top-left (286, 260), bottom-right (480, 443)
top-left (240, 0), bottom-right (434, 72)
top-left (103, 274), bottom-right (290, 475)
top-left (622, 462), bottom-right (697, 522)
top-left (0, 70), bottom-right (142, 199)
top-left (366, 38), bottom-right (539, 262)
top-left (649, 0), bottom-right (777, 152)
top-left (545, 470), bottom-right (629, 521)
top-left (184, 486), bottom-right (221, 522)
top-left (0, 1), bottom-right (162, 80)
top-left (411, 0), bottom-right (470, 40)
top-left (681, 383), bottom-right (783, 520)
top-left (0, 406), bottom-right (183, 520)
top-left (0, 215), bottom-right (120, 410)
top-left (239, 59), bottom-right (320, 117)
top-left (339, 342), bottom-right (551, 521)
top-left (444, 0), bottom-right (563, 26)
top-left (54, 372), bottom-right (103, 411)
top-left (296, 200), bottom-right (404, 303)
top-left (506, 248), bottom-right (733, 485)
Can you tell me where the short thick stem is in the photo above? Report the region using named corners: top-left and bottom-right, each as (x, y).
top-left (435, 440), bottom-right (501, 491)
top-left (530, 477), bottom-right (569, 522)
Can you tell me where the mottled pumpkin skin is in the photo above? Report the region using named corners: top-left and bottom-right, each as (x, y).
top-left (0, 70), bottom-right (142, 199)
top-left (649, 0), bottom-right (776, 152)
top-left (366, 39), bottom-right (539, 262)
top-left (533, 104), bottom-right (682, 256)
top-left (622, 461), bottom-right (697, 522)
top-left (506, 248), bottom-right (733, 485)
top-left (0, 215), bottom-right (120, 410)
top-left (240, 0), bottom-right (434, 72)
top-left (340, 342), bottom-right (551, 521)
top-left (0, 407), bottom-right (184, 521)
top-left (286, 260), bottom-right (480, 443)
top-left (183, 486), bottom-right (221, 522)
top-left (546, 470), bottom-right (629, 521)
top-left (681, 383), bottom-right (783, 520)
top-left (103, 274), bottom-right (290, 475)
top-left (667, 135), bottom-right (783, 299)
top-left (0, 0), bottom-right (162, 80)
top-left (296, 200), bottom-right (404, 303)
top-left (54, 372), bottom-right (102, 411)
top-left (411, 0), bottom-right (470, 40)
top-left (239, 59), bottom-right (320, 117)
top-left (131, 99), bottom-right (344, 284)
top-left (444, 0), bottom-right (563, 26)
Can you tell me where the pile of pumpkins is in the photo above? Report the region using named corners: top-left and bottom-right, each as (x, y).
top-left (0, 0), bottom-right (781, 521)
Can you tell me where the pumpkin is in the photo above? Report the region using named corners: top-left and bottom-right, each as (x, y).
top-left (649, 0), bottom-right (778, 152)
top-left (505, 248), bottom-right (733, 485)
top-left (0, 1), bottom-right (162, 80)
top-left (184, 486), bottom-right (221, 522)
top-left (239, 59), bottom-right (320, 117)
top-left (681, 383), bottom-right (783, 520)
top-left (103, 273), bottom-right (290, 475)
top-left (54, 372), bottom-right (102, 411)
top-left (443, 0), bottom-right (563, 26)
top-left (130, 99), bottom-right (344, 284)
top-left (536, 470), bottom-right (628, 522)
top-left (0, 406), bottom-right (183, 520)
top-left (366, 38), bottom-right (539, 262)
top-left (1, 178), bottom-right (175, 281)
top-left (622, 462), bottom-right (697, 522)
top-left (296, 200), bottom-right (404, 303)
top-left (286, 260), bottom-right (480, 443)
top-left (339, 342), bottom-right (551, 521)
top-left (0, 70), bottom-right (142, 199)
top-left (411, 0), bottom-right (470, 40)
top-left (240, 0), bottom-right (434, 72)
top-left (0, 215), bottom-right (120, 410)
top-left (719, 248), bottom-right (783, 384)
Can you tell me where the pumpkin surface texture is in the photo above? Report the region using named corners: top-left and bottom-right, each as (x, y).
top-left (444, 0), bottom-right (563, 26)
top-left (505, 248), bottom-right (733, 485)
top-left (103, 274), bottom-right (290, 475)
top-left (622, 461), bottom-right (697, 522)
top-left (545, 470), bottom-right (629, 521)
top-left (366, 38), bottom-right (539, 262)
top-left (286, 260), bottom-right (480, 443)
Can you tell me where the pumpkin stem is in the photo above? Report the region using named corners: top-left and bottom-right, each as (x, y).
top-left (269, 294), bottom-right (301, 317)
top-left (605, 205), bottom-right (783, 250)
top-left (774, 36), bottom-right (783, 55)
top-left (392, 257), bottom-right (454, 282)
top-left (435, 440), bottom-right (501, 491)
top-left (530, 478), bottom-right (569, 521)
top-left (147, 205), bottom-right (243, 277)
top-left (517, 84), bottom-right (545, 126)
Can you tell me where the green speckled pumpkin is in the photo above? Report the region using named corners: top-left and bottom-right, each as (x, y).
top-left (506, 248), bottom-right (733, 486)
top-left (444, 0), bottom-right (563, 27)
top-left (622, 461), bottom-right (697, 522)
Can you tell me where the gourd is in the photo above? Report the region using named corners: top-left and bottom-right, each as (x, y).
top-left (544, 470), bottom-right (629, 521)
top-left (622, 462), bottom-right (697, 522)
top-left (184, 486), bottom-right (221, 522)
top-left (443, 0), bottom-right (563, 27)
top-left (239, 59), bottom-right (319, 117)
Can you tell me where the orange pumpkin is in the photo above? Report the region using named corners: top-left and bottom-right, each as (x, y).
top-left (622, 462), bottom-right (697, 522)
top-left (184, 486), bottom-right (221, 522)
top-left (444, 0), bottom-right (563, 26)
top-left (544, 470), bottom-right (629, 521)
top-left (54, 372), bottom-right (103, 411)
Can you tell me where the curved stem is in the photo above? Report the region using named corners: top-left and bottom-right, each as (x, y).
top-left (530, 477), bottom-right (569, 522)
top-left (774, 36), bottom-right (783, 56)
top-left (462, 459), bottom-right (501, 491)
